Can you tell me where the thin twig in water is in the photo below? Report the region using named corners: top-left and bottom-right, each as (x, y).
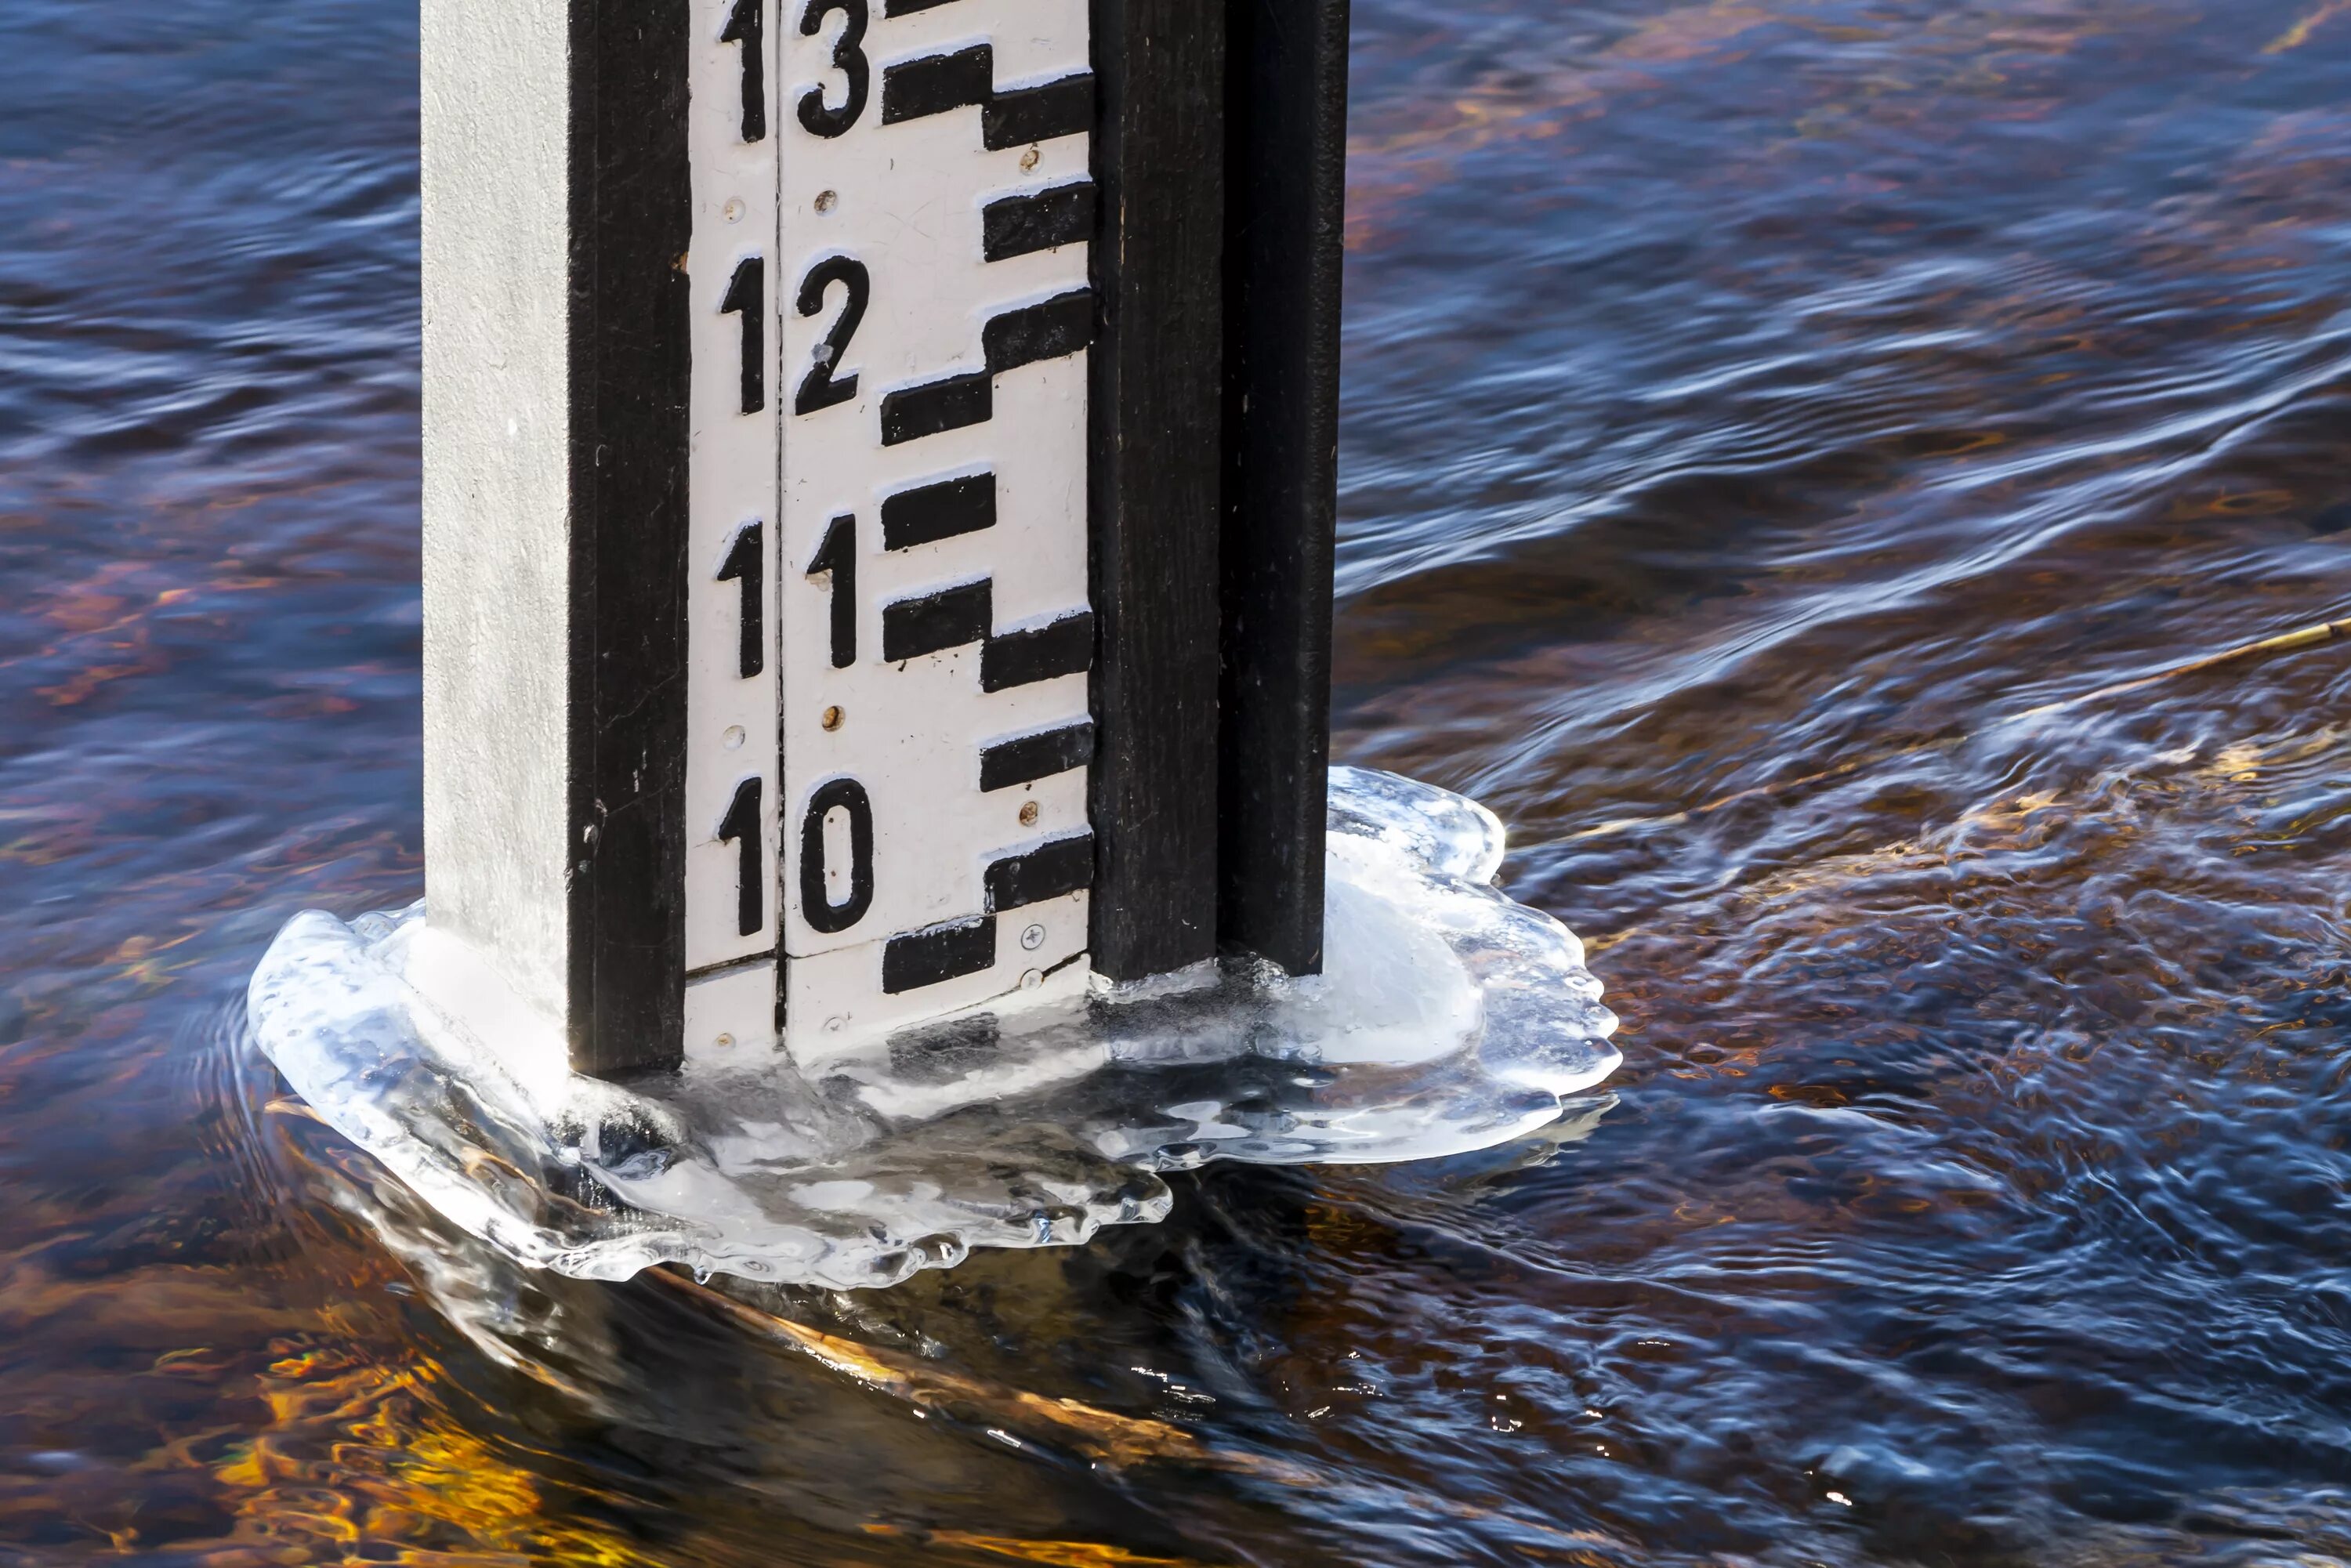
top-left (2267, 0), bottom-right (2351, 52)
top-left (2005, 615), bottom-right (2351, 723)
top-left (1539, 614), bottom-right (2351, 849)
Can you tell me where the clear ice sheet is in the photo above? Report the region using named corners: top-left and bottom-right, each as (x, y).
top-left (246, 768), bottom-right (1622, 1291)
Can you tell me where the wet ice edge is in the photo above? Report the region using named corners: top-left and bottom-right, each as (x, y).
top-left (247, 769), bottom-right (1622, 1291)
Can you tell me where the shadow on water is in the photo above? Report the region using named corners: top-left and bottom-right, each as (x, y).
top-left (5, 0), bottom-right (2351, 1561)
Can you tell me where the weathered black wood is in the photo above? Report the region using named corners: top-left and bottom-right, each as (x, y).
top-left (717, 520), bottom-right (764, 679)
top-left (882, 579), bottom-right (992, 661)
top-left (882, 473), bottom-right (995, 550)
top-left (799, 778), bottom-right (876, 935)
top-left (881, 46), bottom-right (994, 124)
top-left (986, 832), bottom-right (1096, 912)
top-left (806, 514), bottom-right (857, 668)
top-left (881, 372), bottom-right (993, 447)
top-left (984, 183), bottom-right (1097, 263)
top-left (1218, 0), bottom-right (1349, 976)
top-left (716, 777), bottom-right (765, 937)
top-left (884, 918), bottom-right (997, 994)
top-left (984, 291), bottom-right (1096, 372)
top-left (986, 78), bottom-right (1094, 149)
top-left (878, 45), bottom-right (1094, 151)
top-left (719, 0), bottom-right (766, 143)
top-left (984, 610), bottom-right (1093, 691)
top-left (566, 0), bottom-right (694, 1077)
top-left (980, 719), bottom-right (1094, 791)
top-left (1087, 0), bottom-right (1227, 982)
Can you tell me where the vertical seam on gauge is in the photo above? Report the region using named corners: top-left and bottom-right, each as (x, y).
top-left (774, 0), bottom-right (792, 1041)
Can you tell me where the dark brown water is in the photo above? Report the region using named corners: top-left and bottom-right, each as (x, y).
top-left (7, 1), bottom-right (2351, 1562)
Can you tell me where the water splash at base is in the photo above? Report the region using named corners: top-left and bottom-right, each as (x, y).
top-left (247, 769), bottom-right (1621, 1290)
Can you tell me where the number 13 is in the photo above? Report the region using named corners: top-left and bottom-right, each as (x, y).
top-left (797, 0), bottom-right (869, 139)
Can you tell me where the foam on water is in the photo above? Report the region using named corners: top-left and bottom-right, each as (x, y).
top-left (247, 769), bottom-right (1621, 1290)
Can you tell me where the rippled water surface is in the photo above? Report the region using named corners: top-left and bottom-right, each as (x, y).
top-left (7, 1), bottom-right (2351, 1562)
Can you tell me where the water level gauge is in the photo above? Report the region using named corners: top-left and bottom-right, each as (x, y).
top-left (419, 0), bottom-right (1350, 1076)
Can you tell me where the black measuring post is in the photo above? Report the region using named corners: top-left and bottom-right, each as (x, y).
top-left (1089, 0), bottom-right (1352, 984)
top-left (1220, 0), bottom-right (1351, 976)
top-left (567, 0), bottom-right (696, 1076)
top-left (1086, 0), bottom-right (1229, 983)
top-left (421, 0), bottom-right (1349, 1079)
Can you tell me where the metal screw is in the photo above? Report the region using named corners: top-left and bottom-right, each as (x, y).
top-left (723, 197), bottom-right (745, 223)
top-left (723, 725), bottom-right (746, 751)
top-left (715, 1033), bottom-right (735, 1049)
top-left (1021, 923), bottom-right (1047, 951)
top-left (822, 706), bottom-right (845, 731)
top-left (1020, 146), bottom-right (1041, 172)
top-left (1020, 800), bottom-right (1040, 827)
top-left (1020, 969), bottom-right (1045, 990)
top-left (814, 189), bottom-right (839, 212)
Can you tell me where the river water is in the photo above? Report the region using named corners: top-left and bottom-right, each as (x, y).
top-left (6, 1), bottom-right (2351, 1562)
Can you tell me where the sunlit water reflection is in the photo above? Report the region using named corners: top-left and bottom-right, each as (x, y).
top-left (5, 0), bottom-right (2351, 1561)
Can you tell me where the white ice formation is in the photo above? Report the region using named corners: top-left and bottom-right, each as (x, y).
top-left (246, 768), bottom-right (1621, 1290)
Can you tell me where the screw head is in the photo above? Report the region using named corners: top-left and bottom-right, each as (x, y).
top-left (1020, 800), bottom-right (1040, 827)
top-left (814, 189), bottom-right (839, 212)
top-left (1021, 923), bottom-right (1047, 952)
top-left (822, 706), bottom-right (846, 732)
top-left (1020, 969), bottom-right (1045, 990)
